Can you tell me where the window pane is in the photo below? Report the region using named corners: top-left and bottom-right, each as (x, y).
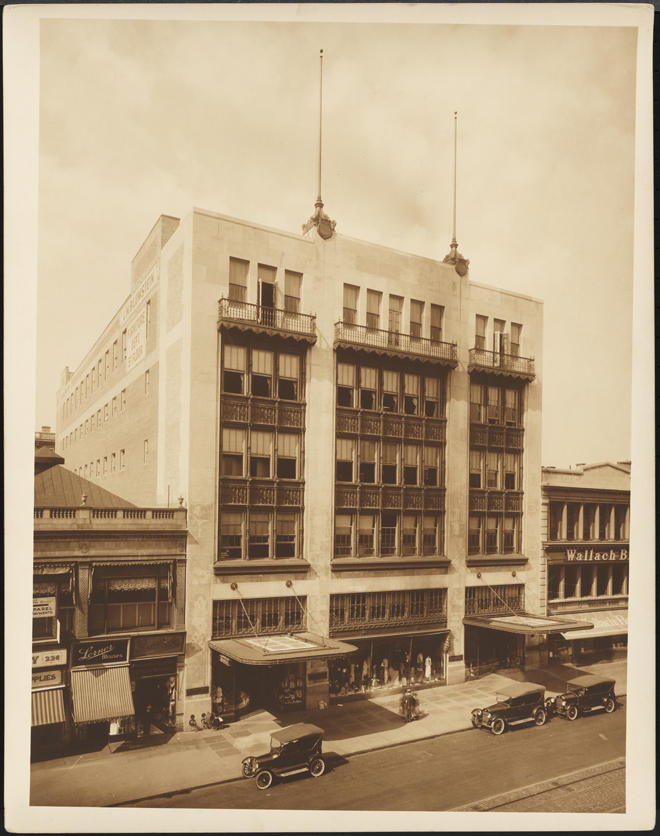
top-left (278, 433), bottom-right (298, 458)
top-left (224, 345), bottom-right (246, 371)
top-left (252, 349), bottom-right (273, 375)
top-left (337, 363), bottom-right (356, 387)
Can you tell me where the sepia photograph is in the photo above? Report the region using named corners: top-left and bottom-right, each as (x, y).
top-left (4, 3), bottom-right (654, 832)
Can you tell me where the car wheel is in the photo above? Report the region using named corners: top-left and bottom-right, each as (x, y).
top-left (310, 757), bottom-right (326, 778)
top-left (605, 698), bottom-right (616, 714)
top-left (471, 718), bottom-right (479, 729)
top-left (255, 770), bottom-right (273, 790)
top-left (566, 705), bottom-right (579, 721)
top-left (491, 718), bottom-right (506, 736)
top-left (242, 762), bottom-right (252, 778)
top-left (534, 709), bottom-right (547, 726)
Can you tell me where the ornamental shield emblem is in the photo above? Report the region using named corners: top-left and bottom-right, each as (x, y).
top-left (455, 258), bottom-right (469, 277)
top-left (317, 217), bottom-right (334, 240)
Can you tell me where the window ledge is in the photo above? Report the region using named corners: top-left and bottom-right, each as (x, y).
top-left (467, 553), bottom-right (529, 567)
top-left (331, 556), bottom-right (451, 572)
top-left (213, 558), bottom-right (311, 575)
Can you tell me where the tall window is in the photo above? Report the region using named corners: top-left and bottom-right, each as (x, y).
top-left (278, 353), bottom-right (299, 400)
top-left (111, 453), bottom-right (116, 472)
top-left (112, 396), bottom-right (117, 417)
top-left (410, 300), bottom-right (424, 338)
top-left (388, 295), bottom-right (403, 333)
top-left (470, 383), bottom-right (484, 422)
top-left (104, 403), bottom-right (109, 422)
top-left (336, 438), bottom-right (355, 482)
top-left (120, 449), bottom-right (125, 470)
top-left (382, 370), bottom-right (398, 412)
top-left (430, 304), bottom-right (444, 343)
top-left (122, 329), bottom-right (127, 363)
top-left (121, 389), bottom-right (126, 411)
top-left (229, 257), bottom-right (249, 303)
top-left (424, 446), bottom-right (440, 486)
top-left (366, 290), bottom-right (381, 330)
top-left (277, 434), bottom-right (298, 479)
top-left (360, 366), bottom-right (378, 410)
top-left (146, 300), bottom-right (151, 338)
top-left (221, 512), bottom-right (243, 559)
top-left (249, 513), bottom-right (270, 558)
top-left (250, 431), bottom-right (272, 477)
top-left (223, 345), bottom-right (246, 394)
top-left (359, 440), bottom-right (376, 483)
top-left (105, 350), bottom-right (110, 378)
top-left (402, 515), bottom-right (419, 555)
top-left (403, 445), bottom-right (419, 485)
top-left (486, 516), bottom-right (499, 552)
top-left (251, 349), bottom-right (273, 397)
top-left (85, 375), bottom-right (89, 398)
top-left (337, 363), bottom-right (356, 408)
top-left (504, 453), bottom-right (518, 490)
top-left (475, 315), bottom-right (487, 349)
top-left (103, 457), bottom-right (108, 475)
top-left (380, 515), bottom-right (397, 556)
top-left (358, 514), bottom-right (375, 556)
top-left (113, 341), bottom-right (118, 371)
top-left (381, 443), bottom-right (398, 484)
top-left (486, 451), bottom-right (500, 488)
top-left (276, 513), bottom-right (297, 557)
top-left (343, 284), bottom-right (358, 324)
top-left (284, 270), bottom-right (302, 313)
top-left (404, 374), bottom-right (420, 415)
top-left (335, 514), bottom-right (353, 556)
top-left (487, 386), bottom-right (501, 423)
top-left (510, 323), bottom-right (522, 356)
top-left (504, 389), bottom-right (519, 425)
top-left (469, 450), bottom-right (483, 488)
top-left (425, 377), bottom-right (439, 418)
top-left (222, 428), bottom-right (245, 476)
top-left (145, 369), bottom-right (150, 394)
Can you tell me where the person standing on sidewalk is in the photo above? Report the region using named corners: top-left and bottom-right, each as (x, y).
top-left (143, 704), bottom-right (154, 737)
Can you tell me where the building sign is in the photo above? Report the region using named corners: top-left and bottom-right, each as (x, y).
top-left (131, 632), bottom-right (186, 660)
top-left (32, 649), bottom-right (67, 668)
top-left (72, 639), bottom-right (130, 668)
top-left (33, 597), bottom-right (56, 618)
top-left (126, 309), bottom-right (147, 372)
top-left (131, 656), bottom-right (178, 679)
top-left (566, 548), bottom-right (628, 562)
top-left (32, 669), bottom-right (63, 689)
top-left (121, 270), bottom-right (156, 325)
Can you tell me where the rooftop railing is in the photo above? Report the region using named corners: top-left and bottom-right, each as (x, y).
top-left (218, 298), bottom-right (317, 338)
top-left (334, 321), bottom-right (458, 364)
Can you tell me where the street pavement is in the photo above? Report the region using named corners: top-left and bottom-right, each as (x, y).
top-left (29, 658), bottom-right (627, 808)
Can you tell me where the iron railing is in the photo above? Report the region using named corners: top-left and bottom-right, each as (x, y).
top-left (465, 584), bottom-right (525, 615)
top-left (218, 298), bottom-right (317, 337)
top-left (335, 321), bottom-right (457, 363)
top-left (469, 348), bottom-right (535, 377)
top-left (329, 589), bottom-right (447, 632)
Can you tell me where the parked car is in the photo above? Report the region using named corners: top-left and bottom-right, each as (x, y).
top-left (241, 723), bottom-right (326, 790)
top-left (471, 682), bottom-right (548, 735)
top-left (546, 674), bottom-right (617, 721)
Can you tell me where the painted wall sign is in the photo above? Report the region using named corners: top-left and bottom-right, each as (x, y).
top-left (130, 656), bottom-right (178, 679)
top-left (126, 309), bottom-right (147, 372)
top-left (32, 649), bottom-right (67, 668)
top-left (120, 270), bottom-right (156, 325)
top-left (72, 639), bottom-right (130, 668)
top-left (131, 632), bottom-right (186, 660)
top-left (32, 669), bottom-right (63, 689)
top-left (566, 548), bottom-right (628, 562)
top-left (33, 597), bottom-right (57, 618)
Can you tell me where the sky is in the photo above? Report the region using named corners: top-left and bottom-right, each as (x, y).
top-left (35, 16), bottom-right (638, 468)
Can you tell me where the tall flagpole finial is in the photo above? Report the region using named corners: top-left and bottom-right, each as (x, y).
top-left (443, 111), bottom-right (469, 275)
top-left (303, 49), bottom-right (336, 239)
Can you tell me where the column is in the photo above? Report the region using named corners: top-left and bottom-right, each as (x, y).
top-left (74, 563), bottom-right (90, 638)
top-left (609, 506), bottom-right (616, 541)
top-left (578, 505), bottom-right (584, 540)
top-left (594, 505), bottom-right (600, 541)
top-left (624, 506), bottom-right (630, 540)
top-left (175, 559), bottom-right (186, 630)
top-left (561, 503), bottom-right (568, 540)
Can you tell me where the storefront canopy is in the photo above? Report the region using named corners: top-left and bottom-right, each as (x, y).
top-left (209, 632), bottom-right (357, 666)
top-left (463, 612), bottom-right (595, 636)
top-left (71, 666), bottom-right (135, 724)
top-left (559, 609), bottom-right (628, 641)
top-left (31, 688), bottom-right (65, 726)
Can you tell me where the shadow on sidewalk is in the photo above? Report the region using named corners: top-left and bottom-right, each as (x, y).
top-left (269, 700), bottom-right (410, 743)
top-left (488, 663), bottom-right (591, 693)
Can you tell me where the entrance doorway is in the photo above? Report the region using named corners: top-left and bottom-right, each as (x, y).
top-left (259, 280), bottom-right (275, 326)
top-left (133, 676), bottom-right (176, 735)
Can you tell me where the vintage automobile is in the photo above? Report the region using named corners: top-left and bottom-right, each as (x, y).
top-left (546, 674), bottom-right (617, 721)
top-left (241, 723), bottom-right (326, 790)
top-left (471, 682), bottom-right (548, 736)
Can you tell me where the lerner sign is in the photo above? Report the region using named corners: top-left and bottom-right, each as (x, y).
top-left (566, 548), bottom-right (628, 562)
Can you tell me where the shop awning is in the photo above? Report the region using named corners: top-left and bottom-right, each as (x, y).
top-left (71, 666), bottom-right (135, 724)
top-left (463, 612), bottom-right (595, 635)
top-left (559, 609), bottom-right (628, 641)
top-left (209, 632), bottom-right (357, 666)
top-left (338, 627), bottom-right (450, 642)
top-left (31, 688), bottom-right (65, 726)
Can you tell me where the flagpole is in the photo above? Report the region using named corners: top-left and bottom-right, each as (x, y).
top-left (317, 49), bottom-right (323, 205)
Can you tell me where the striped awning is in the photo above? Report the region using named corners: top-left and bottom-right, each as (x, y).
top-left (71, 666), bottom-right (135, 724)
top-left (31, 688), bottom-right (65, 726)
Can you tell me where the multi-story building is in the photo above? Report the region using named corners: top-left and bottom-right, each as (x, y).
top-left (540, 461), bottom-right (630, 666)
top-left (54, 203), bottom-right (571, 722)
top-left (32, 432), bottom-right (187, 754)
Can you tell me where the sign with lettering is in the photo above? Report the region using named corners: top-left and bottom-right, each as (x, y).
top-left (120, 270), bottom-right (156, 325)
top-left (72, 639), bottom-right (130, 668)
top-left (33, 597), bottom-right (56, 618)
top-left (32, 649), bottom-right (67, 668)
top-left (131, 632), bottom-right (186, 660)
top-left (126, 309), bottom-right (147, 372)
top-left (32, 669), bottom-right (63, 689)
top-left (566, 548), bottom-right (628, 562)
top-left (130, 656), bottom-right (178, 679)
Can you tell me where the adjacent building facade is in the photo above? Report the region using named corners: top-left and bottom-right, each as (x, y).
top-left (54, 205), bottom-right (557, 723)
top-left (540, 462), bottom-right (630, 666)
top-left (32, 430), bottom-right (187, 753)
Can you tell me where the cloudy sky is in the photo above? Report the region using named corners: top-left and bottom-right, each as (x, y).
top-left (35, 13), bottom-right (639, 468)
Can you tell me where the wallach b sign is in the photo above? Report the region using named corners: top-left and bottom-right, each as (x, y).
top-left (566, 548), bottom-right (628, 562)
top-left (72, 639), bottom-right (129, 668)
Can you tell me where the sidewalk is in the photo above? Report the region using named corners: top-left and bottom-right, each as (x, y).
top-left (29, 658), bottom-right (627, 808)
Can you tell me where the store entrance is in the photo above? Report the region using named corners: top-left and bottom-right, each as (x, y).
top-left (464, 626), bottom-right (523, 679)
top-left (133, 676), bottom-right (176, 735)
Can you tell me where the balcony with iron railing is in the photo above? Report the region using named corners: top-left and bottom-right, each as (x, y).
top-left (218, 298), bottom-right (317, 344)
top-left (468, 348), bottom-right (535, 379)
top-left (334, 321), bottom-right (458, 367)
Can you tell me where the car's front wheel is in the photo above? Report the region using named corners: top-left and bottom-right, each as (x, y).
top-left (491, 718), bottom-right (506, 736)
top-left (242, 762), bottom-right (253, 778)
top-left (310, 757), bottom-right (326, 778)
top-left (255, 770), bottom-right (273, 790)
top-left (604, 698), bottom-right (616, 714)
top-left (534, 708), bottom-right (547, 726)
top-left (566, 705), bottom-right (579, 721)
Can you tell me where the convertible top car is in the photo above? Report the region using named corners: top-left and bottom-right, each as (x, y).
top-left (471, 682), bottom-right (548, 736)
top-left (547, 674), bottom-right (617, 721)
top-left (241, 723), bottom-right (326, 790)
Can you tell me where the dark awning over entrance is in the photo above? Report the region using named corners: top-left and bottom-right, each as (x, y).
top-left (208, 632), bottom-right (357, 666)
top-left (463, 612), bottom-right (595, 636)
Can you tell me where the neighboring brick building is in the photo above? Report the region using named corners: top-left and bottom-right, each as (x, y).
top-left (54, 203), bottom-right (585, 722)
top-left (540, 461), bottom-right (630, 666)
top-left (32, 435), bottom-right (187, 754)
